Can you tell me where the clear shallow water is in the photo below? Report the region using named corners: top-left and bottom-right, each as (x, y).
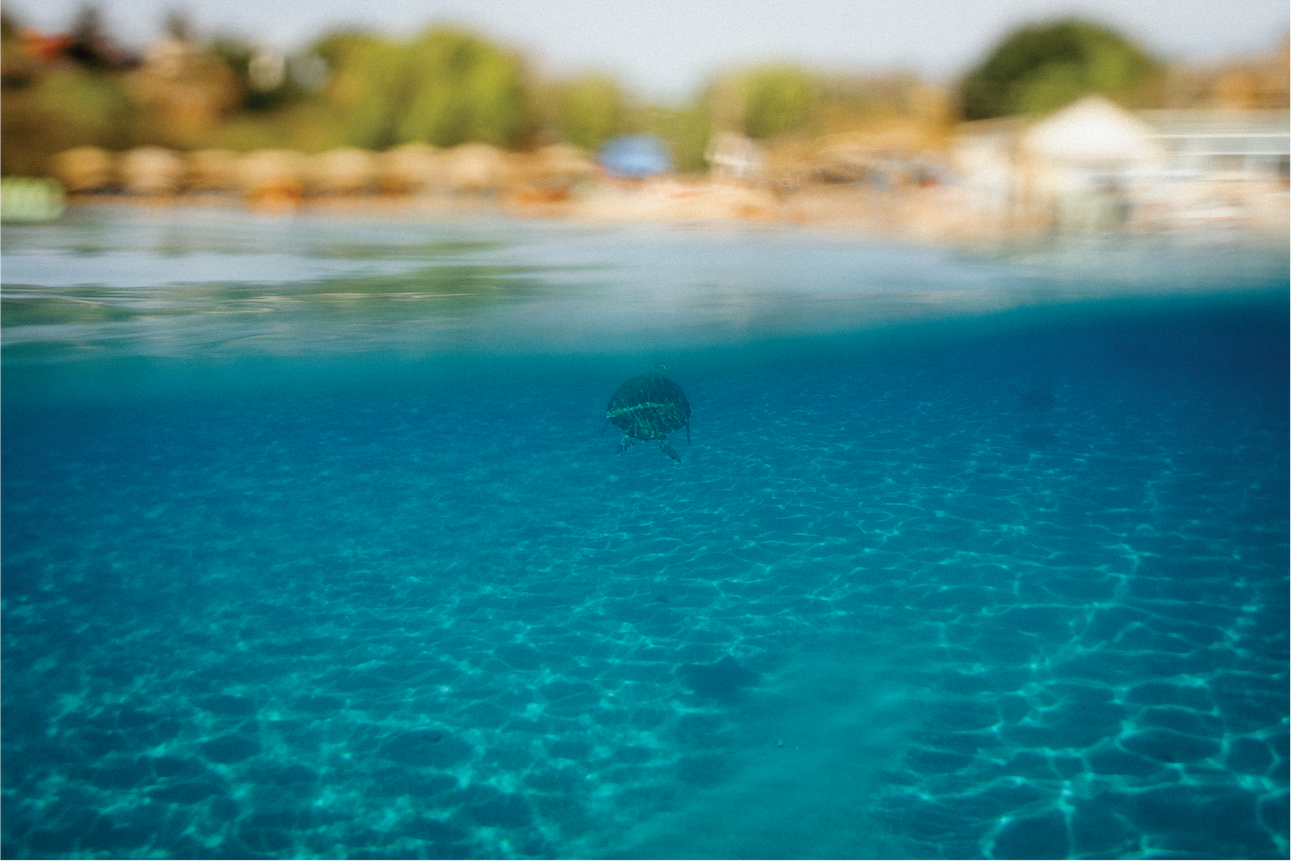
top-left (2, 209), bottom-right (1289, 859)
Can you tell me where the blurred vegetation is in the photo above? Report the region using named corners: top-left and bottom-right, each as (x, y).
top-left (642, 98), bottom-right (713, 173)
top-left (0, 6), bottom-right (1283, 179)
top-left (1, 10), bottom-right (135, 173)
top-left (313, 32), bottom-right (416, 149)
top-left (545, 73), bottom-right (633, 151)
top-left (208, 38), bottom-right (296, 113)
top-left (397, 28), bottom-right (532, 148)
top-left (61, 5), bottom-right (130, 70)
top-left (311, 27), bottom-right (534, 150)
top-left (0, 4), bottom-right (727, 174)
top-left (818, 73), bottom-right (949, 133)
top-left (959, 19), bottom-right (1163, 120)
top-left (737, 64), bottom-right (820, 140)
top-left (713, 63), bottom-right (949, 131)
top-left (1161, 35), bottom-right (1290, 110)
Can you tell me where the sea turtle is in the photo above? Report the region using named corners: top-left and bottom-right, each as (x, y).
top-left (606, 365), bottom-right (691, 462)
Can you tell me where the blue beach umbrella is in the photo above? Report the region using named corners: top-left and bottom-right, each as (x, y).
top-left (597, 135), bottom-right (673, 179)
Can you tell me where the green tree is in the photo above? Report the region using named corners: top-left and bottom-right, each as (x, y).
top-left (643, 95), bottom-right (711, 173)
top-left (0, 6), bottom-right (16, 41)
top-left (64, 4), bottom-right (129, 72)
top-left (1, 70), bottom-right (136, 173)
top-left (551, 74), bottom-right (628, 150)
top-left (396, 27), bottom-right (532, 148)
top-left (310, 27), bottom-right (534, 150)
top-left (1, 9), bottom-right (136, 173)
top-left (208, 37), bottom-right (294, 113)
top-left (959, 19), bottom-right (1161, 120)
top-left (314, 31), bottom-right (411, 149)
top-left (740, 63), bottom-right (818, 139)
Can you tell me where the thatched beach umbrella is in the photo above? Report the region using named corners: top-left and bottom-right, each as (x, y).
top-left (120, 147), bottom-right (188, 196)
top-left (306, 147), bottom-right (378, 196)
top-left (377, 143), bottom-right (448, 195)
top-left (49, 146), bottom-right (117, 192)
top-left (534, 143), bottom-right (594, 186)
top-left (187, 149), bottom-right (240, 192)
top-left (511, 143), bottom-right (595, 202)
top-left (445, 142), bottom-right (511, 195)
top-left (238, 149), bottom-right (306, 211)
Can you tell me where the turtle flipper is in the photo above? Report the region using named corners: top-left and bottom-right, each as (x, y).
top-left (659, 438), bottom-right (680, 462)
top-left (616, 434), bottom-right (634, 455)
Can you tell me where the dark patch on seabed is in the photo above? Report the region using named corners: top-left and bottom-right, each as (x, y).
top-left (2, 286), bottom-right (1288, 858)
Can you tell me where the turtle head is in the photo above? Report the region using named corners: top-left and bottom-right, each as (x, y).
top-left (651, 363), bottom-right (667, 374)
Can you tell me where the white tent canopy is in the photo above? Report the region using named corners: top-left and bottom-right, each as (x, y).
top-left (1022, 95), bottom-right (1165, 162)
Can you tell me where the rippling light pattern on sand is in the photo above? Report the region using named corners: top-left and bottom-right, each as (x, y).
top-left (2, 211), bottom-right (1288, 858)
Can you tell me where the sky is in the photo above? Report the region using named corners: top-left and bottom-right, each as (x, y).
top-left (10, 0), bottom-right (1290, 99)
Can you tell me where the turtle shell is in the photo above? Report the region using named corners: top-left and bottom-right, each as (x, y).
top-left (606, 372), bottom-right (691, 441)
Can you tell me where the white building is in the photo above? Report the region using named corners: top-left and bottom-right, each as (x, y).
top-left (706, 132), bottom-right (767, 182)
top-left (1141, 109), bottom-right (1289, 182)
top-left (952, 95), bottom-right (1290, 233)
top-left (1017, 95), bottom-right (1166, 231)
top-left (1138, 109), bottom-right (1290, 228)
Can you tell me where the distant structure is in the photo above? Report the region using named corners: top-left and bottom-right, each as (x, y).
top-left (952, 95), bottom-right (1290, 233)
top-left (1140, 108), bottom-right (1289, 230)
top-left (706, 132), bottom-right (766, 182)
top-left (1142, 109), bottom-right (1289, 184)
top-left (1017, 96), bottom-right (1164, 232)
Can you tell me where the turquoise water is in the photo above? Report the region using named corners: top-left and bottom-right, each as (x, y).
top-left (2, 209), bottom-right (1289, 859)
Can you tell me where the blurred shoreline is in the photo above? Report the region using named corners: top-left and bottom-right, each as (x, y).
top-left (23, 93), bottom-right (1290, 247)
top-left (6, 13), bottom-right (1287, 247)
top-left (54, 175), bottom-right (1289, 249)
